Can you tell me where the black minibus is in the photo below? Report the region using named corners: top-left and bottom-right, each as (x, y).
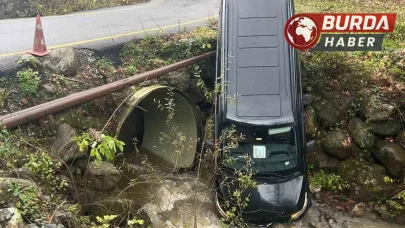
top-left (213, 0), bottom-right (315, 225)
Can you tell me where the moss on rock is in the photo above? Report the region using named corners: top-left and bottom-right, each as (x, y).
top-left (338, 159), bottom-right (394, 201)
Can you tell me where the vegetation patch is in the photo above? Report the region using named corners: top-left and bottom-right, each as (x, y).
top-left (120, 27), bottom-right (216, 80)
top-left (7, 182), bottom-right (46, 221)
top-left (0, 0), bottom-right (150, 19)
top-left (310, 170), bottom-right (348, 193)
top-left (16, 68), bottom-right (41, 96)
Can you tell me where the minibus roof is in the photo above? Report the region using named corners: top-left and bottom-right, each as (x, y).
top-left (223, 0), bottom-right (295, 126)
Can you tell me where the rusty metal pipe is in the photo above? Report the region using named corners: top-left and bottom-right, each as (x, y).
top-left (1, 75), bottom-right (135, 119)
top-left (0, 51), bottom-right (215, 129)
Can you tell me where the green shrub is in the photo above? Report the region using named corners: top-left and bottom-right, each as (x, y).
top-left (73, 132), bottom-right (125, 165)
top-left (17, 68), bottom-right (40, 96)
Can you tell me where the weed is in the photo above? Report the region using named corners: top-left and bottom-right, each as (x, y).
top-left (384, 176), bottom-right (395, 184)
top-left (78, 216), bottom-right (92, 227)
top-left (121, 27), bottom-right (216, 73)
top-left (125, 65), bottom-right (137, 75)
top-left (310, 170), bottom-right (349, 193)
top-left (96, 57), bottom-right (115, 77)
top-left (154, 87), bottom-right (196, 165)
top-left (300, 51), bottom-right (370, 96)
top-left (17, 68), bottom-right (40, 96)
top-left (384, 179), bottom-right (405, 216)
top-left (387, 200), bottom-right (404, 211)
top-left (207, 15), bottom-right (218, 30)
top-left (0, 124), bottom-right (21, 168)
top-left (0, 88), bottom-right (10, 108)
top-left (95, 215), bottom-right (118, 228)
top-left (127, 217), bottom-right (145, 226)
top-left (348, 100), bottom-right (362, 118)
top-left (7, 181), bottom-right (47, 221)
top-left (76, 214), bottom-right (145, 228)
top-left (24, 151), bottom-right (67, 191)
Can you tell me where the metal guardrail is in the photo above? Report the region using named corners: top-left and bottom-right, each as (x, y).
top-left (0, 51), bottom-right (215, 129)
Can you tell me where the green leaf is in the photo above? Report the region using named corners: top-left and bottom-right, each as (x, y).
top-left (102, 143), bottom-right (109, 151)
top-left (79, 140), bottom-right (89, 152)
top-left (100, 147), bottom-right (105, 156)
top-left (116, 142), bottom-right (124, 152)
top-left (96, 152), bottom-right (102, 162)
top-left (106, 151), bottom-right (114, 161)
top-left (107, 140), bottom-right (115, 150)
top-left (90, 148), bottom-right (97, 157)
top-left (104, 136), bottom-right (113, 141)
top-left (104, 215), bottom-right (118, 221)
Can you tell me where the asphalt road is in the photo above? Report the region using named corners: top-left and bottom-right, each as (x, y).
top-left (0, 0), bottom-right (220, 73)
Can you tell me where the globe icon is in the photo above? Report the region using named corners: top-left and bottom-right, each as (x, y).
top-left (286, 16), bottom-right (319, 50)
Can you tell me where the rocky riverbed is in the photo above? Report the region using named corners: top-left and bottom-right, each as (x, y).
top-left (112, 148), bottom-right (405, 228)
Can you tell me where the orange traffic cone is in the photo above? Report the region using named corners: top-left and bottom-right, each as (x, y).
top-left (27, 14), bottom-right (50, 56)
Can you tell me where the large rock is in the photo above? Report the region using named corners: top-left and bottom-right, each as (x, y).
top-left (50, 204), bottom-right (82, 227)
top-left (305, 108), bottom-right (318, 137)
top-left (160, 71), bottom-right (190, 91)
top-left (186, 79), bottom-right (206, 104)
top-left (368, 120), bottom-right (401, 136)
top-left (359, 93), bottom-right (396, 121)
top-left (0, 208), bottom-right (24, 228)
top-left (315, 91), bottom-right (353, 126)
top-left (51, 124), bottom-right (85, 164)
top-left (322, 130), bottom-right (358, 160)
top-left (374, 141), bottom-right (405, 179)
top-left (142, 176), bottom-right (220, 228)
top-left (86, 162), bottom-right (121, 191)
top-left (20, 54), bottom-right (45, 70)
top-left (0, 178), bottom-right (36, 191)
top-left (42, 48), bottom-right (80, 76)
top-left (308, 148), bottom-right (340, 172)
top-left (5, 168), bottom-right (35, 181)
top-left (338, 160), bottom-right (393, 201)
top-left (348, 118), bottom-right (377, 149)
